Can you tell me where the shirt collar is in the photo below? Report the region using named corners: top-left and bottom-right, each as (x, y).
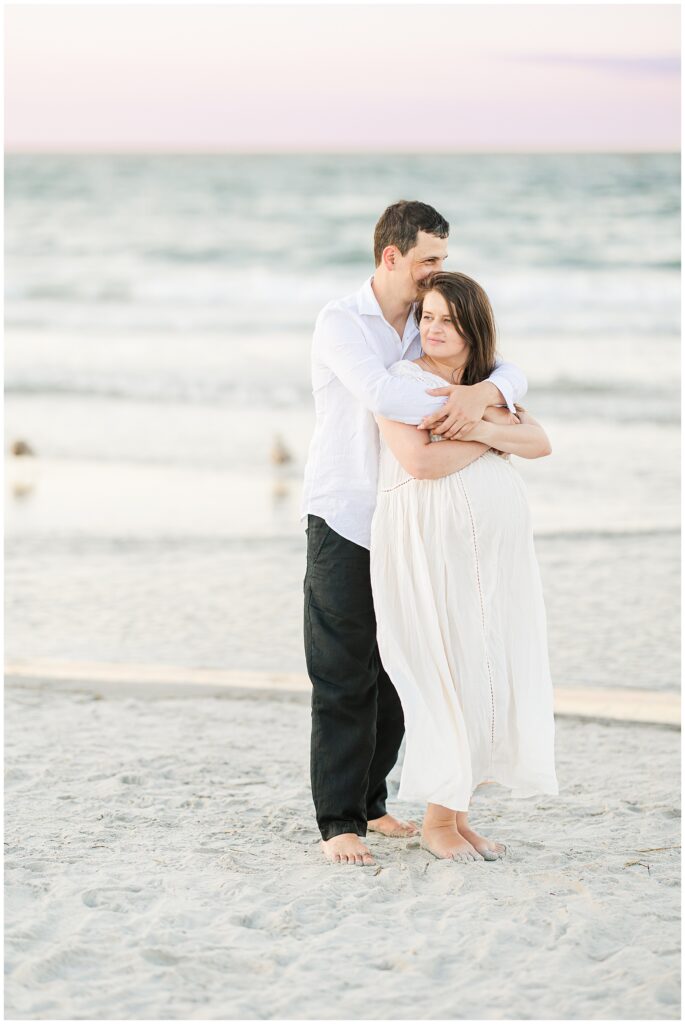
top-left (357, 275), bottom-right (383, 317)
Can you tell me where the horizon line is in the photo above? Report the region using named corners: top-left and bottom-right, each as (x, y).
top-left (5, 145), bottom-right (681, 156)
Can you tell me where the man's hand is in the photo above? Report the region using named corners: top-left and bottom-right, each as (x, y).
top-left (443, 404), bottom-right (522, 445)
top-left (418, 381), bottom-right (501, 439)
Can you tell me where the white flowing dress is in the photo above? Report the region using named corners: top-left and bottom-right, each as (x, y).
top-left (370, 360), bottom-right (560, 811)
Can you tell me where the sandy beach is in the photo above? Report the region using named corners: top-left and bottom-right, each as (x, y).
top-left (4, 678), bottom-right (680, 1021)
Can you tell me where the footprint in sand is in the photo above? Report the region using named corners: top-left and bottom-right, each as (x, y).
top-left (13, 943), bottom-right (96, 985)
top-left (140, 948), bottom-right (181, 966)
top-left (82, 886), bottom-right (152, 913)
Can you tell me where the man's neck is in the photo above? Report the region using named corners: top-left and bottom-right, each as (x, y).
top-left (371, 273), bottom-right (413, 337)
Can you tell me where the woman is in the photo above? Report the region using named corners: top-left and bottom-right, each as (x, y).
top-left (369, 272), bottom-right (559, 863)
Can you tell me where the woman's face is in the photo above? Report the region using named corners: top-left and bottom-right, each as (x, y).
top-left (419, 290), bottom-right (469, 361)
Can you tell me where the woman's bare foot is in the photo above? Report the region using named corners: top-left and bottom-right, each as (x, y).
top-left (367, 813), bottom-right (418, 838)
top-left (320, 833), bottom-right (375, 866)
top-left (421, 802), bottom-right (482, 862)
top-left (455, 811), bottom-right (507, 861)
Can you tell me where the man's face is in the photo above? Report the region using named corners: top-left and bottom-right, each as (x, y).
top-left (398, 230), bottom-right (449, 298)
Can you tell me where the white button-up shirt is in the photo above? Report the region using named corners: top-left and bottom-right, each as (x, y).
top-left (301, 275), bottom-right (527, 549)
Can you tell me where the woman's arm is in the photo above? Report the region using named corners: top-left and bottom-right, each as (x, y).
top-left (459, 405), bottom-right (552, 459)
top-left (376, 415), bottom-right (489, 480)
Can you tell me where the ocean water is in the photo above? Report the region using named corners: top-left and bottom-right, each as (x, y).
top-left (5, 153), bottom-right (680, 691)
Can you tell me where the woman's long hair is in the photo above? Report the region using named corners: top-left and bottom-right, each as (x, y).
top-left (415, 272), bottom-right (498, 386)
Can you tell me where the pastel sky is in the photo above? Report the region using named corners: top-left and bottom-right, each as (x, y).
top-left (4, 3), bottom-right (681, 151)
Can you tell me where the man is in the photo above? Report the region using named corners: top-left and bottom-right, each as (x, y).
top-left (301, 200), bottom-right (527, 866)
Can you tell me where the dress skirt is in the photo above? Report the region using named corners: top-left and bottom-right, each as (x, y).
top-left (370, 447), bottom-right (560, 812)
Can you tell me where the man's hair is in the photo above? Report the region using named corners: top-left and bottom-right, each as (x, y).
top-left (373, 200), bottom-right (449, 267)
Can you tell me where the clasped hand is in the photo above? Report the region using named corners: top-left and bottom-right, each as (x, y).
top-left (418, 384), bottom-right (521, 440)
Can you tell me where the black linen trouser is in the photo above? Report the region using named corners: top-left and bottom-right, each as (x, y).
top-left (303, 514), bottom-right (406, 841)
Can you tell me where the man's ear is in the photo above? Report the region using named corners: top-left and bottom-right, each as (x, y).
top-left (381, 245), bottom-right (398, 271)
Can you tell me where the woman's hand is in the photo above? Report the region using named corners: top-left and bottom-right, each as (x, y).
top-left (482, 406), bottom-right (522, 426)
top-left (449, 418), bottom-right (493, 444)
top-left (453, 407), bottom-right (521, 448)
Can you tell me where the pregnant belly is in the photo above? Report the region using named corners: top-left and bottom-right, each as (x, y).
top-left (371, 454), bottom-right (535, 590)
top-left (375, 452), bottom-right (532, 538)
top-left (449, 452), bottom-right (532, 533)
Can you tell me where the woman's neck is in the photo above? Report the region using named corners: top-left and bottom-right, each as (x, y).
top-left (419, 352), bottom-right (467, 384)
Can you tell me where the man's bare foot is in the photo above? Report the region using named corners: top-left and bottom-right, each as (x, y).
top-left (367, 813), bottom-right (418, 838)
top-left (320, 833), bottom-right (375, 866)
top-left (456, 811), bottom-right (506, 861)
top-left (421, 821), bottom-right (482, 862)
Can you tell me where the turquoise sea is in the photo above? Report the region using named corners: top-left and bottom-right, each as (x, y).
top-left (5, 153), bottom-right (680, 691)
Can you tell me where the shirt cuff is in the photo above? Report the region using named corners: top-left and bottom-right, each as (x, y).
top-left (486, 373), bottom-right (516, 413)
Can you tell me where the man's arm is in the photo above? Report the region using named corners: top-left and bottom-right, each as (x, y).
top-left (419, 358), bottom-right (528, 438)
top-left (375, 415), bottom-right (489, 480)
top-left (488, 358), bottom-right (528, 412)
top-left (315, 307), bottom-right (448, 424)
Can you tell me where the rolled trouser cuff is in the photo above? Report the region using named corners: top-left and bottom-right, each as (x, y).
top-left (319, 820), bottom-right (367, 841)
